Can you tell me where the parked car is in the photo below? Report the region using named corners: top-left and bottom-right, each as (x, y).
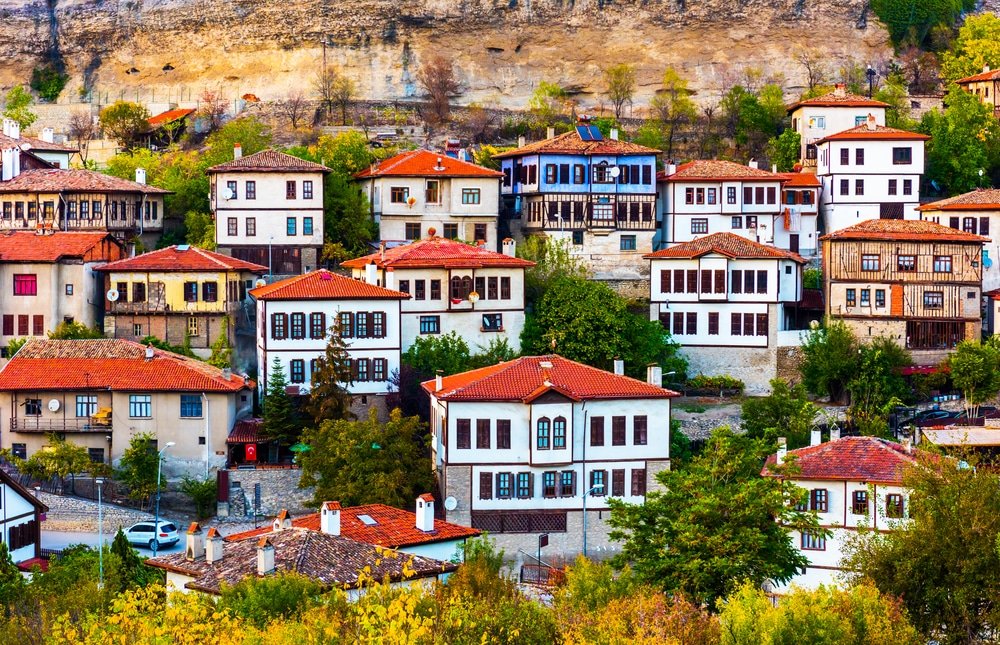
top-left (123, 520), bottom-right (179, 550)
top-left (954, 406), bottom-right (1000, 422)
top-left (909, 410), bottom-right (962, 427)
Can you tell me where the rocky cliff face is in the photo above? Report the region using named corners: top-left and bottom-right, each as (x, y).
top-left (0, 0), bottom-right (900, 108)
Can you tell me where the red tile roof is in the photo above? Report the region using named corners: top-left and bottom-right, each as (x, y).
top-left (422, 354), bottom-right (679, 402)
top-left (0, 168), bottom-right (170, 194)
top-left (0, 339), bottom-right (253, 393)
top-left (659, 160), bottom-right (782, 182)
top-left (762, 436), bottom-right (918, 484)
top-left (493, 130), bottom-right (659, 159)
top-left (341, 236), bottom-right (535, 270)
top-left (355, 149), bottom-right (502, 179)
top-left (207, 149), bottom-right (330, 174)
top-left (814, 124), bottom-right (930, 144)
top-left (250, 269), bottom-right (410, 301)
top-left (955, 68), bottom-right (1000, 84)
top-left (645, 232), bottom-right (805, 262)
top-left (819, 219), bottom-right (988, 243)
top-left (0, 132), bottom-right (79, 153)
top-left (786, 91), bottom-right (890, 112)
top-left (916, 188), bottom-right (1000, 212)
top-left (226, 503), bottom-right (480, 548)
top-left (226, 418), bottom-right (266, 444)
top-left (96, 245), bottom-right (268, 273)
top-left (778, 171), bottom-right (822, 188)
top-left (147, 108), bottom-right (195, 128)
top-left (0, 231), bottom-right (124, 263)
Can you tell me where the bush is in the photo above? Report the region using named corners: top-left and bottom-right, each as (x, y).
top-left (180, 477), bottom-right (217, 521)
top-left (686, 374), bottom-right (745, 394)
top-left (30, 65), bottom-right (68, 102)
top-left (218, 572), bottom-right (323, 628)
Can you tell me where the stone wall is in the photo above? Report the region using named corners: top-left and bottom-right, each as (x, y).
top-left (489, 509), bottom-right (623, 562)
top-left (38, 491), bottom-right (153, 533)
top-left (220, 468), bottom-right (315, 518)
top-left (682, 345), bottom-right (779, 396)
top-left (775, 345), bottom-right (806, 384)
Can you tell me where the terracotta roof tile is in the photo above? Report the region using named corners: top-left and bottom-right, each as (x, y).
top-left (815, 124), bottom-right (930, 144)
top-left (147, 108), bottom-right (195, 128)
top-left (148, 527), bottom-right (456, 594)
top-left (0, 231), bottom-right (124, 263)
top-left (226, 502), bottom-right (480, 548)
top-left (422, 354), bottom-right (678, 402)
top-left (916, 188), bottom-right (1000, 212)
top-left (660, 160), bottom-right (782, 182)
top-left (0, 339), bottom-right (252, 393)
top-left (0, 168), bottom-right (170, 194)
top-left (355, 149), bottom-right (502, 179)
top-left (955, 68), bottom-right (1000, 84)
top-left (762, 436), bottom-right (918, 484)
top-left (778, 171), bottom-right (822, 187)
top-left (493, 130), bottom-right (659, 159)
top-left (341, 237), bottom-right (535, 270)
top-left (819, 219), bottom-right (988, 243)
top-left (645, 232), bottom-right (805, 262)
top-left (96, 245), bottom-right (268, 273)
top-left (0, 132), bottom-right (78, 153)
top-left (227, 418), bottom-right (265, 444)
top-left (786, 91), bottom-right (890, 112)
top-left (250, 269), bottom-right (410, 300)
top-left (207, 149), bottom-right (330, 174)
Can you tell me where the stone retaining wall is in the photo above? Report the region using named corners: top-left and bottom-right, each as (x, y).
top-left (220, 468), bottom-right (315, 518)
top-left (38, 491), bottom-right (153, 533)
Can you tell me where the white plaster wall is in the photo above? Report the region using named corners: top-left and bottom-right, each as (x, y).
top-left (212, 170), bottom-right (325, 249)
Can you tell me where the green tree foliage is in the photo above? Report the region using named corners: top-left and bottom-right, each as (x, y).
top-left (949, 340), bottom-right (1000, 416)
top-left (47, 321), bottom-right (105, 339)
top-left (5, 338), bottom-right (26, 357)
top-left (16, 434), bottom-right (93, 485)
top-left (307, 321), bottom-right (354, 424)
top-left (180, 477), bottom-right (218, 521)
top-left (721, 83), bottom-right (788, 160)
top-left (604, 63), bottom-right (637, 119)
top-left (298, 408), bottom-right (434, 508)
top-left (644, 67), bottom-right (698, 159)
top-left (201, 117), bottom-right (272, 168)
top-left (871, 0), bottom-right (976, 48)
top-left (765, 129), bottom-right (802, 172)
top-left (554, 557), bottom-right (642, 614)
top-left (669, 419), bottom-right (695, 467)
top-left (941, 12), bottom-right (1000, 83)
top-left (218, 572), bottom-right (323, 628)
top-left (402, 331), bottom-right (472, 378)
top-left (800, 318), bottom-right (858, 403)
top-left (517, 236), bottom-right (587, 306)
top-left (843, 453), bottom-right (1000, 643)
top-left (848, 337), bottom-right (912, 435)
top-left (741, 378), bottom-right (818, 448)
top-left (803, 267), bottom-right (822, 289)
top-left (99, 101), bottom-right (151, 148)
top-left (140, 334), bottom-right (196, 358)
top-left (0, 542), bottom-right (25, 618)
top-left (521, 276), bottom-right (687, 380)
top-left (608, 427), bottom-right (821, 606)
top-left (110, 528), bottom-right (162, 593)
top-left (183, 211), bottom-right (216, 250)
top-left (468, 337), bottom-right (518, 369)
top-left (30, 64), bottom-right (68, 101)
top-left (874, 72), bottom-right (915, 129)
top-left (528, 81), bottom-right (569, 126)
top-left (207, 319), bottom-right (232, 368)
top-left (919, 86), bottom-right (999, 195)
top-left (2, 85), bottom-right (36, 130)
top-left (262, 356), bottom-right (303, 444)
top-left (115, 432), bottom-right (161, 505)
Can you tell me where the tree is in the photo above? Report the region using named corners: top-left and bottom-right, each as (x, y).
top-left (528, 81), bottom-right (568, 126)
top-left (949, 340), bottom-right (1000, 417)
top-left (516, 236), bottom-right (587, 305)
top-left (207, 320), bottom-right (232, 369)
top-left (842, 453), bottom-right (1000, 643)
top-left (307, 322), bottom-right (354, 425)
top-left (67, 111), bottom-right (98, 164)
top-left (608, 427), bottom-right (821, 607)
top-left (218, 572), bottom-right (323, 629)
top-left (30, 64), bottom-right (68, 102)
top-left (2, 85), bottom-right (37, 130)
top-left (6, 338), bottom-right (27, 357)
top-left (314, 68), bottom-right (338, 122)
top-left (99, 101), bottom-right (151, 149)
top-left (331, 74), bottom-right (356, 126)
top-left (180, 477), bottom-right (217, 521)
top-left (15, 434), bottom-right (94, 491)
top-left (870, 0), bottom-right (974, 48)
top-left (647, 67), bottom-right (698, 159)
top-left (796, 49), bottom-right (830, 91)
top-left (110, 528), bottom-right (162, 592)
top-left (416, 54), bottom-right (460, 125)
top-left (941, 11), bottom-right (1000, 83)
top-left (874, 71), bottom-right (915, 129)
top-left (298, 408), bottom-right (435, 508)
top-left (848, 337), bottom-right (912, 435)
top-left (899, 46), bottom-right (941, 94)
top-left (115, 432), bottom-right (161, 507)
top-left (741, 378), bottom-right (818, 448)
top-left (800, 319), bottom-right (858, 403)
top-left (402, 331), bottom-right (473, 378)
top-left (765, 129), bottom-right (801, 172)
top-left (468, 337), bottom-right (518, 369)
top-left (197, 89), bottom-right (229, 133)
top-left (262, 357), bottom-right (302, 444)
top-left (184, 211), bottom-right (216, 250)
top-left (0, 542), bottom-right (25, 618)
top-left (919, 86), bottom-right (999, 195)
top-left (277, 91), bottom-right (312, 130)
top-left (604, 63), bottom-right (637, 120)
top-left (47, 321), bottom-right (104, 339)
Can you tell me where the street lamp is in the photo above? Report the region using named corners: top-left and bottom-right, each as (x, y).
top-left (152, 441), bottom-right (176, 556)
top-left (96, 477), bottom-right (104, 590)
top-left (582, 483), bottom-right (605, 557)
top-left (866, 65), bottom-right (877, 98)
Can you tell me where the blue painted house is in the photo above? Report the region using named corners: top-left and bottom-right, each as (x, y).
top-left (495, 125), bottom-right (660, 279)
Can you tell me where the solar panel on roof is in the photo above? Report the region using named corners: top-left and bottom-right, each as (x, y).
top-left (576, 125), bottom-right (594, 141)
top-left (588, 125), bottom-right (603, 141)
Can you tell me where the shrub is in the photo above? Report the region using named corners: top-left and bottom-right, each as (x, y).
top-left (686, 374), bottom-right (745, 393)
top-left (30, 65), bottom-right (68, 102)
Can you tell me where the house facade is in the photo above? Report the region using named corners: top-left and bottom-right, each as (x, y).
top-left (821, 219), bottom-right (985, 363)
top-left (786, 86), bottom-right (889, 165)
top-left (355, 149), bottom-right (502, 246)
top-left (955, 66), bottom-right (1000, 118)
top-left (646, 233), bottom-right (805, 394)
top-left (0, 231), bottom-right (126, 348)
top-left (2, 119), bottom-right (78, 169)
top-left (209, 147), bottom-right (329, 276)
top-left (342, 235), bottom-right (533, 352)
top-left (423, 355), bottom-right (677, 557)
top-left (762, 435), bottom-right (917, 591)
top-left (815, 117), bottom-right (929, 234)
top-left (0, 339), bottom-right (253, 476)
top-left (250, 269), bottom-right (408, 419)
top-left (495, 126), bottom-right (659, 280)
top-left (96, 245), bottom-right (267, 359)
top-left (0, 468), bottom-right (48, 566)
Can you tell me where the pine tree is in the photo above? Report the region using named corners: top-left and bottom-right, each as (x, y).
top-left (262, 357), bottom-right (300, 444)
top-left (307, 320), bottom-right (354, 424)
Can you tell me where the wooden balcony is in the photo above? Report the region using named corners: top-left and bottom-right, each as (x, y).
top-left (522, 214), bottom-right (656, 232)
top-left (11, 417), bottom-right (112, 433)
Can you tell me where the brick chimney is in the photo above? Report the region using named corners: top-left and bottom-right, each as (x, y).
top-left (234, 142), bottom-right (243, 160)
top-left (416, 494), bottom-right (435, 532)
top-left (205, 527), bottom-right (224, 564)
top-left (184, 522), bottom-right (204, 561)
top-left (256, 537), bottom-right (275, 576)
top-left (321, 501), bottom-right (341, 536)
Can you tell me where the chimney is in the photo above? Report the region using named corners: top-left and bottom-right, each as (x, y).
top-left (272, 509), bottom-right (292, 531)
top-left (205, 528), bottom-right (224, 564)
top-left (776, 437), bottom-right (787, 465)
top-left (320, 501), bottom-right (341, 536)
top-left (748, 158), bottom-right (758, 170)
top-left (546, 126), bottom-right (555, 140)
top-left (427, 226), bottom-right (437, 238)
top-left (2, 118), bottom-right (19, 140)
top-left (384, 267), bottom-right (395, 291)
top-left (810, 429), bottom-right (822, 446)
top-left (985, 64), bottom-right (991, 73)
top-left (1, 148), bottom-right (14, 182)
top-left (646, 363), bottom-right (662, 387)
top-left (40, 127), bottom-right (54, 144)
top-left (458, 149), bottom-right (467, 161)
top-left (256, 537), bottom-right (275, 576)
top-left (144, 344), bottom-right (155, 361)
top-left (435, 369), bottom-right (443, 392)
top-left (613, 358), bottom-right (624, 375)
top-left (416, 494), bottom-right (435, 532)
top-left (665, 161), bottom-right (677, 176)
top-left (222, 367), bottom-right (232, 380)
top-left (135, 168), bottom-right (146, 185)
top-left (833, 83), bottom-right (846, 97)
top-left (610, 128), bottom-right (619, 141)
top-left (866, 113), bottom-right (877, 131)
top-left (234, 142), bottom-right (243, 160)
top-left (830, 426), bottom-right (841, 441)
top-left (902, 437), bottom-right (913, 454)
top-left (771, 164), bottom-right (777, 173)
top-left (502, 237), bottom-right (516, 257)
top-left (364, 261), bottom-right (378, 285)
top-left (184, 522), bottom-right (204, 561)
top-left (434, 156), bottom-right (445, 171)
top-left (517, 135), bottom-right (526, 148)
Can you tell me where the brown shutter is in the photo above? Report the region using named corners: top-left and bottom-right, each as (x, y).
top-left (590, 416), bottom-right (605, 446)
top-left (714, 270), bottom-right (725, 293)
top-left (457, 419), bottom-right (471, 449)
top-left (756, 270), bottom-right (767, 293)
top-left (673, 269), bottom-right (685, 293)
top-left (528, 472), bottom-right (534, 498)
top-left (479, 472), bottom-right (492, 499)
top-left (660, 270), bottom-right (671, 293)
top-left (612, 469), bottom-right (625, 496)
top-left (731, 270), bottom-right (742, 293)
top-left (700, 269), bottom-right (711, 294)
top-left (686, 270), bottom-right (698, 293)
top-left (732, 313), bottom-right (741, 335)
top-left (756, 313), bottom-right (768, 335)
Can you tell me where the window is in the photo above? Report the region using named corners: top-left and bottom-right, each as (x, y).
top-left (80, 201), bottom-right (89, 219)
top-left (303, 180), bottom-right (313, 200)
top-left (180, 394), bottom-right (202, 418)
top-left (303, 217), bottom-right (313, 236)
top-left (691, 218), bottom-right (708, 234)
top-left (933, 255), bottom-right (952, 273)
top-left (289, 312), bottom-right (306, 339)
top-left (456, 419), bottom-right (471, 449)
top-left (516, 473), bottom-right (533, 499)
top-left (25, 399), bottom-right (42, 416)
top-left (132, 323), bottom-right (143, 337)
top-left (801, 531), bottom-right (826, 550)
top-left (590, 470), bottom-right (607, 496)
top-left (632, 469), bottom-right (647, 496)
top-left (559, 164), bottom-right (570, 183)
top-left (727, 187), bottom-right (736, 203)
top-left (620, 235), bottom-right (636, 251)
top-left (731, 216), bottom-right (743, 229)
top-left (745, 215), bottom-right (758, 229)
top-left (309, 312), bottom-right (326, 339)
top-left (129, 395), bottom-right (152, 418)
top-left (390, 187), bottom-right (409, 203)
top-left (963, 217), bottom-right (976, 233)
top-left (840, 148), bottom-right (850, 165)
top-left (612, 416), bottom-right (626, 446)
top-left (16, 202), bottom-right (25, 219)
top-left (338, 312), bottom-right (353, 337)
top-left (187, 317), bottom-right (199, 336)
top-left (424, 179), bottom-right (440, 204)
top-left (496, 472), bottom-right (513, 499)
top-left (246, 217), bottom-right (256, 236)
top-left (461, 188), bottom-right (481, 204)
top-left (227, 217), bottom-right (238, 236)
top-left (286, 181), bottom-right (296, 199)
top-left (861, 254), bottom-right (880, 271)
top-left (756, 270), bottom-right (768, 294)
top-left (286, 217), bottom-right (297, 236)
top-left (852, 490), bottom-right (869, 515)
top-left (30, 315), bottom-right (42, 336)
top-left (898, 255), bottom-right (916, 271)
top-left (695, 188), bottom-right (705, 205)
top-left (686, 311), bottom-right (697, 335)
top-left (76, 395), bottom-right (97, 418)
top-left (542, 471), bottom-right (557, 498)
top-left (708, 311), bottom-right (719, 335)
top-left (590, 416), bottom-right (604, 446)
top-left (537, 417), bottom-right (550, 449)
top-left (593, 163), bottom-right (613, 183)
top-left (130, 282), bottom-right (145, 303)
top-left (743, 186), bottom-right (753, 204)
top-left (226, 180), bottom-right (238, 200)
top-left (855, 179), bottom-right (864, 195)
top-left (11, 443), bottom-right (25, 460)
top-left (404, 223), bottom-right (422, 240)
top-left (572, 230), bottom-right (584, 245)
top-left (766, 186), bottom-right (776, 204)
top-left (354, 311), bottom-right (369, 338)
top-left (202, 282), bottom-right (218, 302)
top-left (560, 471), bottom-right (576, 497)
top-left (482, 313), bottom-right (503, 331)
top-left (431, 279), bottom-right (442, 300)
top-left (419, 315), bottom-right (440, 334)
top-left (184, 281), bottom-right (198, 302)
top-left (903, 179), bottom-right (912, 195)
top-left (477, 419), bottom-right (491, 449)
top-left (553, 417), bottom-right (567, 449)
top-left (450, 275), bottom-right (473, 300)
top-left (1, 315), bottom-right (10, 336)
top-left (573, 164), bottom-right (585, 183)
top-left (980, 217), bottom-right (990, 236)
top-left (246, 180), bottom-right (256, 199)
top-left (497, 420), bottom-right (511, 449)
top-left (886, 494), bottom-right (905, 518)
top-left (373, 358), bottom-right (387, 382)
top-left (287, 359), bottom-right (305, 383)
top-left (480, 473), bottom-right (493, 499)
top-left (12, 274), bottom-right (36, 296)
top-left (846, 288), bottom-right (856, 307)
top-left (855, 148), bottom-right (865, 165)
top-left (612, 469), bottom-right (625, 496)
top-left (923, 291), bottom-right (944, 309)
top-left (744, 270), bottom-right (755, 294)
top-left (441, 223), bottom-right (459, 239)
top-left (633, 416), bottom-right (648, 445)
top-left (731, 270), bottom-right (742, 294)
top-left (411, 279), bottom-right (425, 301)
top-left (271, 313), bottom-right (288, 339)
top-left (545, 164), bottom-right (557, 183)
top-left (861, 289), bottom-right (870, 306)
top-left (875, 289), bottom-right (885, 308)
top-left (707, 188), bottom-right (717, 204)
top-left (888, 179), bottom-right (897, 195)
top-left (892, 147), bottom-right (912, 165)
top-left (840, 179), bottom-right (849, 195)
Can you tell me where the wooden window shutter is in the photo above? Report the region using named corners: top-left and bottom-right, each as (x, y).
top-left (479, 472), bottom-right (492, 499)
top-left (731, 270), bottom-right (742, 293)
top-left (660, 270), bottom-right (671, 293)
top-left (714, 270), bottom-right (725, 293)
top-left (673, 269), bottom-right (685, 293)
top-left (527, 472), bottom-right (535, 498)
top-left (686, 270), bottom-right (698, 293)
top-left (731, 313), bottom-right (741, 335)
top-left (756, 270), bottom-right (767, 293)
top-left (700, 269), bottom-right (711, 293)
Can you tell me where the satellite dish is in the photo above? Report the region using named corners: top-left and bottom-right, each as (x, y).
top-left (254, 278), bottom-right (267, 288)
top-left (609, 166), bottom-right (621, 178)
top-left (106, 289), bottom-right (119, 302)
top-left (47, 399), bottom-right (60, 412)
top-left (223, 187), bottom-right (235, 200)
top-left (443, 496), bottom-right (458, 511)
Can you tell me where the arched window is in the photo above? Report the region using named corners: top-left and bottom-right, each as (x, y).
top-left (553, 417), bottom-right (567, 449)
top-left (536, 417), bottom-right (550, 450)
top-left (450, 275), bottom-right (473, 300)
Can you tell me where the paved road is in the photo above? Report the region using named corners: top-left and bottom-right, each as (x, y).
top-left (42, 530), bottom-right (184, 556)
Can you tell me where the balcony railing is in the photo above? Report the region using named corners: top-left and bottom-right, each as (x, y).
top-left (11, 418), bottom-right (112, 433)
top-left (522, 215), bottom-right (656, 232)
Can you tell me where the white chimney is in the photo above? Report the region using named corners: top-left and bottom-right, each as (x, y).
top-left (2, 118), bottom-right (20, 140)
top-left (665, 162), bottom-right (677, 176)
top-left (1, 148), bottom-right (13, 182)
top-left (771, 164), bottom-right (777, 173)
top-left (222, 367), bottom-right (232, 380)
top-left (902, 437), bottom-right (913, 454)
top-left (435, 369), bottom-right (443, 392)
top-left (776, 437), bottom-right (787, 465)
top-left (984, 65), bottom-right (991, 73)
top-left (647, 363), bottom-right (662, 386)
top-left (502, 237), bottom-right (516, 257)
top-left (810, 429), bottom-right (822, 446)
top-left (546, 126), bottom-right (555, 140)
top-left (320, 501), bottom-right (341, 536)
top-left (234, 142), bottom-right (243, 160)
top-left (748, 158), bottom-right (758, 170)
top-left (184, 522), bottom-right (204, 561)
top-left (833, 83), bottom-right (846, 98)
top-left (40, 127), bottom-right (54, 144)
top-left (610, 128), bottom-right (619, 141)
top-left (364, 261), bottom-right (378, 285)
top-left (458, 149), bottom-right (467, 161)
top-left (135, 168), bottom-right (147, 185)
top-left (384, 267), bottom-right (396, 291)
top-left (256, 537), bottom-right (275, 576)
top-left (866, 113), bottom-right (877, 131)
top-left (830, 426), bottom-right (841, 441)
top-left (205, 527), bottom-right (224, 564)
top-left (144, 344), bottom-right (155, 361)
top-left (517, 135), bottom-right (526, 148)
top-left (272, 509), bottom-right (292, 531)
top-left (613, 358), bottom-right (624, 375)
top-left (416, 494), bottom-right (435, 532)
